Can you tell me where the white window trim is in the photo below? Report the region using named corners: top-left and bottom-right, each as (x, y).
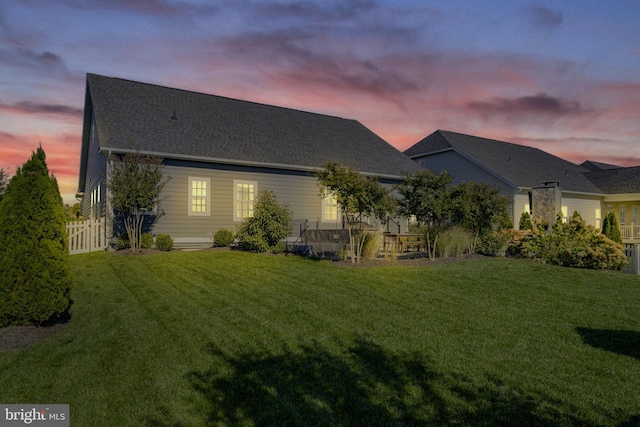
top-left (188, 177), bottom-right (210, 216)
top-left (233, 180), bottom-right (257, 221)
top-left (321, 190), bottom-right (340, 222)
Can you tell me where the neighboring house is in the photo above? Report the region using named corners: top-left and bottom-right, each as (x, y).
top-left (77, 74), bottom-right (419, 248)
top-left (404, 130), bottom-right (640, 243)
top-left (583, 166), bottom-right (640, 242)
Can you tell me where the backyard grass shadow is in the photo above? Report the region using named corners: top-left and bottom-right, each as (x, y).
top-left (576, 327), bottom-right (640, 361)
top-left (187, 337), bottom-right (595, 426)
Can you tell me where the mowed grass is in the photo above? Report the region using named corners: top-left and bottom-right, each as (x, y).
top-left (1, 251), bottom-right (639, 426)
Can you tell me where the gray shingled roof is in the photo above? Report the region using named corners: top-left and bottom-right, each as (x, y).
top-left (580, 160), bottom-right (622, 172)
top-left (584, 167), bottom-right (640, 194)
top-left (404, 130), bottom-right (603, 194)
top-left (85, 74), bottom-right (418, 178)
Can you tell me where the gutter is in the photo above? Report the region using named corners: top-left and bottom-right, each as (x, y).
top-left (100, 146), bottom-right (407, 181)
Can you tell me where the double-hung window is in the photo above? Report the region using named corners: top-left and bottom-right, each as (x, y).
top-left (234, 180), bottom-right (257, 221)
top-left (189, 177), bottom-right (210, 216)
top-left (322, 190), bottom-right (339, 222)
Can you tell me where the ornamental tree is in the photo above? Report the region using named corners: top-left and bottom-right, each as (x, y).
top-left (450, 181), bottom-right (512, 252)
top-left (0, 147), bottom-right (71, 326)
top-left (395, 169), bottom-right (453, 259)
top-left (317, 162), bottom-right (395, 263)
top-left (107, 151), bottom-right (169, 251)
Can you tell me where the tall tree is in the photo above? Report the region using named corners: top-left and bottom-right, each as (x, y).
top-left (395, 169), bottom-right (453, 259)
top-left (107, 151), bottom-right (169, 252)
top-left (0, 168), bottom-right (7, 202)
top-left (317, 162), bottom-right (395, 263)
top-left (0, 147), bottom-right (71, 326)
top-left (450, 181), bottom-right (511, 252)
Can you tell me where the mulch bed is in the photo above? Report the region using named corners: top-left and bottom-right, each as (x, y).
top-left (0, 320), bottom-right (69, 352)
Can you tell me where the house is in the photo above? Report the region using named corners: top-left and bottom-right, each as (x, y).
top-left (582, 165), bottom-right (640, 242)
top-left (404, 130), bottom-right (640, 243)
top-left (77, 74), bottom-right (420, 248)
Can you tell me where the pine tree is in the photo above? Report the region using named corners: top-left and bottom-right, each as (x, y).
top-left (0, 147), bottom-right (71, 326)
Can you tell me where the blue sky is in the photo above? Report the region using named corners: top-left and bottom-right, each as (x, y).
top-left (1, 0), bottom-right (639, 203)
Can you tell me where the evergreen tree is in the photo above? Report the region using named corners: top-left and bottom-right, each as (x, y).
top-left (601, 211), bottom-right (622, 244)
top-left (0, 147), bottom-right (71, 326)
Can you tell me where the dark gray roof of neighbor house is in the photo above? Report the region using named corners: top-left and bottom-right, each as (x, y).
top-left (580, 160), bottom-right (622, 172)
top-left (584, 166), bottom-right (640, 194)
top-left (404, 130), bottom-right (603, 194)
top-left (84, 73), bottom-right (419, 178)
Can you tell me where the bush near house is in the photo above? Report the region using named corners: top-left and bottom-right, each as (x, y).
top-left (508, 212), bottom-right (627, 270)
top-left (140, 233), bottom-right (154, 249)
top-left (155, 234), bottom-right (173, 251)
top-left (236, 189), bottom-right (291, 252)
top-left (213, 229), bottom-right (234, 247)
top-left (0, 147), bottom-right (71, 326)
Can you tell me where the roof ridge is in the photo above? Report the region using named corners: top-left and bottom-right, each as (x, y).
top-left (87, 73), bottom-right (355, 123)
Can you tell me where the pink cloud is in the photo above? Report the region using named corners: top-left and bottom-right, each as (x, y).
top-left (0, 132), bottom-right (80, 203)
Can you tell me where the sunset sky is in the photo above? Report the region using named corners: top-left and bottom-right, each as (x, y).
top-left (1, 0), bottom-right (639, 204)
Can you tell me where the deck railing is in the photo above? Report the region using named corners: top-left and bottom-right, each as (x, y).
top-left (621, 225), bottom-right (640, 242)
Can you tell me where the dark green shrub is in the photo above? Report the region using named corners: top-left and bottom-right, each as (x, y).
top-left (117, 233), bottom-right (131, 250)
top-left (519, 211), bottom-right (533, 230)
top-left (140, 233), bottom-right (154, 249)
top-left (476, 229), bottom-right (513, 257)
top-left (236, 189), bottom-right (291, 252)
top-left (155, 234), bottom-right (173, 251)
top-left (602, 212), bottom-right (622, 244)
top-left (0, 147), bottom-right (71, 326)
top-left (213, 229), bottom-right (234, 247)
top-left (271, 241), bottom-right (288, 254)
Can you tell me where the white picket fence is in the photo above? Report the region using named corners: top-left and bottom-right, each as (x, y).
top-left (623, 244), bottom-right (640, 275)
top-left (66, 218), bottom-right (108, 255)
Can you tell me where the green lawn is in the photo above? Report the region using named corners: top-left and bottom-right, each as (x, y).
top-left (1, 251), bottom-right (639, 426)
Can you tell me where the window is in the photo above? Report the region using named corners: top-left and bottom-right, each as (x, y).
top-left (322, 190), bottom-right (339, 221)
top-left (620, 205), bottom-right (626, 225)
top-left (189, 177), bottom-right (210, 216)
top-left (632, 206), bottom-right (638, 225)
top-left (234, 180), bottom-right (256, 221)
top-left (595, 208), bottom-right (601, 229)
top-left (561, 206), bottom-right (568, 224)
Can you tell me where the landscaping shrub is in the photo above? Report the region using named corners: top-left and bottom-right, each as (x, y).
top-left (140, 233), bottom-right (154, 249)
top-left (155, 234), bottom-right (173, 251)
top-left (476, 229), bottom-right (514, 257)
top-left (507, 212), bottom-right (627, 270)
top-left (360, 231), bottom-right (380, 260)
top-left (213, 229), bottom-right (234, 247)
top-left (0, 147), bottom-right (71, 326)
top-left (601, 212), bottom-right (622, 244)
top-left (117, 233), bottom-right (131, 250)
top-left (519, 211), bottom-right (533, 230)
top-left (436, 226), bottom-right (471, 258)
top-left (271, 241), bottom-right (288, 254)
top-left (236, 189), bottom-right (291, 252)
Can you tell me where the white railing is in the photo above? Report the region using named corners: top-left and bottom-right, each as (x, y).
top-left (621, 225), bottom-right (640, 241)
top-left (66, 218), bottom-right (108, 255)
